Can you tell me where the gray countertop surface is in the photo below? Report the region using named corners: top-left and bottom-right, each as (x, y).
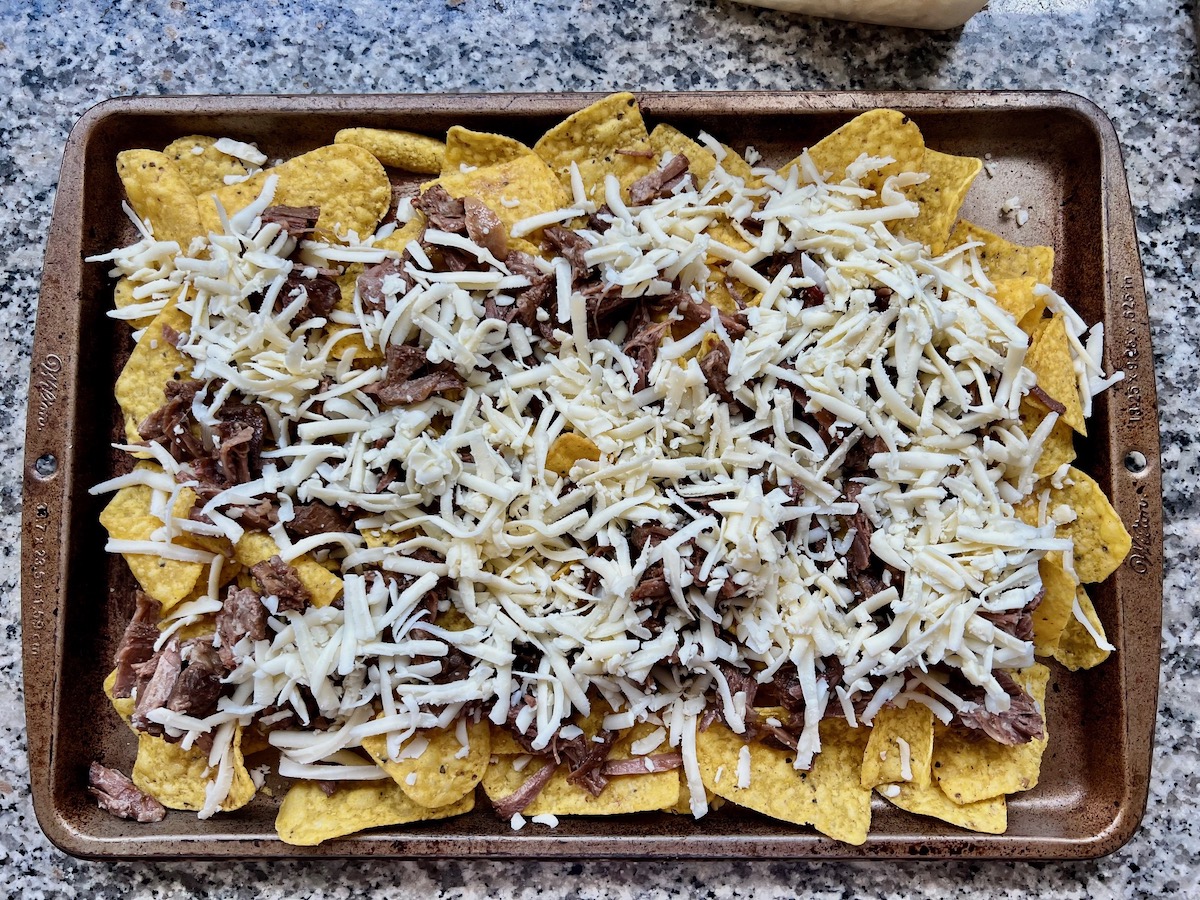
top-left (1, 0), bottom-right (1196, 896)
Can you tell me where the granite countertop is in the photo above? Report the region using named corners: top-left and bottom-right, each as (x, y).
top-left (1, 0), bottom-right (1196, 896)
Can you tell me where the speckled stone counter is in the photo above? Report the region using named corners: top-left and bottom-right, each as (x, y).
top-left (1, 0), bottom-right (1196, 896)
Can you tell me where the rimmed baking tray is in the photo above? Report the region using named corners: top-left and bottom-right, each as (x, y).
top-left (22, 91), bottom-right (1162, 860)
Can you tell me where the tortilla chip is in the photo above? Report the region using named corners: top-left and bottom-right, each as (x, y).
top-left (133, 727), bottom-right (255, 812)
top-left (947, 220), bottom-right (1054, 284)
top-left (334, 127), bottom-right (446, 174)
top-left (443, 126), bottom-right (534, 175)
top-left (198, 144), bottom-right (390, 240)
top-left (1019, 399), bottom-right (1077, 478)
top-left (488, 726), bottom-right (525, 756)
top-left (1053, 585), bottom-right (1112, 670)
top-left (649, 124), bottom-right (718, 186)
top-left (234, 532), bottom-right (344, 607)
top-left (881, 782), bottom-right (1007, 834)
top-left (861, 704), bottom-right (933, 789)
top-left (361, 720), bottom-right (491, 809)
top-left (546, 432), bottom-right (601, 476)
top-left (1024, 314), bottom-right (1086, 434)
top-left (932, 664), bottom-right (1050, 805)
top-left (433, 151), bottom-right (570, 244)
top-left (533, 92), bottom-right (656, 203)
top-left (1023, 466), bottom-right (1132, 583)
top-left (112, 277), bottom-right (162, 331)
top-left (990, 276), bottom-right (1041, 324)
top-left (697, 718), bottom-right (872, 845)
top-left (99, 479), bottom-right (204, 610)
top-left (117, 149), bottom-right (205, 249)
top-left (103, 668), bottom-right (137, 730)
top-left (898, 149), bottom-right (981, 254)
top-left (1033, 551), bottom-right (1078, 655)
top-left (162, 135), bottom-right (250, 194)
top-left (114, 292), bottom-right (194, 444)
top-left (276, 778), bottom-right (473, 846)
top-left (788, 109), bottom-right (925, 200)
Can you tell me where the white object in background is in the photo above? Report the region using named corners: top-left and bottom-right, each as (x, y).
top-left (732, 0), bottom-right (989, 30)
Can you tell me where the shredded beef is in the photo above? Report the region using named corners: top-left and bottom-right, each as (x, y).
top-left (250, 555), bottom-right (311, 612)
top-left (629, 154), bottom-right (690, 206)
top-left (261, 205), bottom-right (320, 238)
top-left (165, 639), bottom-right (225, 718)
top-left (464, 197), bottom-right (508, 260)
top-left (485, 250), bottom-right (557, 342)
top-left (543, 226), bottom-right (591, 284)
top-left (364, 342), bottom-right (464, 407)
top-left (662, 293), bottom-right (748, 340)
top-left (286, 501), bottom-right (352, 540)
top-left (275, 269), bottom-right (340, 325)
top-left (160, 323), bottom-right (185, 349)
top-left (587, 205), bottom-right (613, 234)
top-left (563, 729), bottom-right (618, 796)
top-left (358, 257), bottom-right (416, 314)
top-left (492, 760), bottom-right (557, 818)
top-left (413, 185), bottom-right (466, 233)
top-left (600, 752), bottom-right (683, 776)
top-left (1028, 384), bottom-right (1066, 415)
top-left (132, 638), bottom-right (182, 732)
top-left (88, 762), bottom-right (166, 823)
top-left (843, 481), bottom-right (874, 575)
top-left (699, 340), bottom-right (734, 403)
top-left (216, 585), bottom-right (268, 668)
top-left (957, 670), bottom-right (1045, 745)
top-left (112, 591), bottom-right (162, 699)
top-left (138, 379), bottom-right (206, 461)
top-left (843, 434), bottom-right (886, 477)
top-left (631, 562), bottom-right (671, 602)
top-left (622, 319), bottom-right (668, 392)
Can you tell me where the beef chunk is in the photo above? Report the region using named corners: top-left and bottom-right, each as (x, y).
top-left (543, 225), bottom-right (592, 284)
top-left (464, 197), bottom-right (508, 260)
top-left (214, 401), bottom-right (269, 486)
top-left (250, 555), bottom-right (312, 612)
top-left (629, 153), bottom-right (690, 206)
top-left (132, 638), bottom-right (182, 731)
top-left (1027, 384), bottom-right (1066, 415)
top-left (112, 591), bottom-right (162, 699)
top-left (484, 250), bottom-right (556, 341)
top-left (165, 639), bottom-right (225, 718)
top-left (261, 205), bottom-right (320, 238)
top-left (413, 185), bottom-right (466, 233)
top-left (275, 269), bottom-right (341, 325)
top-left (364, 342), bottom-right (464, 407)
top-left (957, 670), bottom-right (1045, 745)
top-left (492, 758), bottom-right (556, 818)
top-left (88, 762), bottom-right (166, 823)
top-left (631, 562), bottom-right (671, 602)
top-left (622, 319), bottom-right (668, 393)
top-left (215, 586), bottom-right (268, 668)
top-left (138, 379), bottom-right (206, 461)
top-left (357, 257), bottom-right (416, 314)
top-left (286, 501), bottom-right (352, 540)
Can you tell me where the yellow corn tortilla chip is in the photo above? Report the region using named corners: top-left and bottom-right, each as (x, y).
top-left (114, 292), bottom-right (194, 444)
top-left (199, 144), bottom-right (390, 240)
top-left (898, 149), bottom-right (981, 254)
top-left (1018, 466), bottom-right (1132, 583)
top-left (932, 664), bottom-right (1050, 805)
top-left (1033, 551), bottom-right (1078, 655)
top-left (432, 151), bottom-right (570, 245)
top-left (362, 720), bottom-right (491, 809)
top-left (276, 778), bottom-right (473, 846)
top-left (861, 704), bottom-right (933, 789)
top-left (162, 135), bottom-right (250, 194)
top-left (990, 276), bottom-right (1041, 324)
top-left (335, 127), bottom-right (446, 174)
top-left (133, 727), bottom-right (255, 812)
top-left (488, 726), bottom-right (525, 756)
top-left (649, 123), bottom-right (718, 186)
top-left (533, 92), bottom-right (656, 203)
top-left (1053, 585), bottom-right (1112, 670)
top-left (443, 126), bottom-right (533, 174)
top-left (948, 220), bottom-right (1054, 284)
top-left (117, 149), bottom-right (205, 249)
top-left (787, 109), bottom-right (925, 200)
top-left (697, 718), bottom-right (872, 845)
top-left (880, 782), bottom-right (1007, 834)
top-left (661, 768), bottom-right (723, 813)
top-left (234, 532), bottom-right (344, 607)
top-left (546, 432), bottom-right (601, 476)
top-left (99, 479), bottom-right (204, 611)
top-left (112, 277), bottom-right (162, 331)
top-left (103, 668), bottom-right (137, 730)
top-left (1019, 398), bottom-right (1077, 478)
top-left (1025, 314), bottom-right (1086, 434)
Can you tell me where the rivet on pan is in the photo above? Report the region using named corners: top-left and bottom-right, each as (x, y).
top-left (34, 453), bottom-right (58, 478)
top-left (1124, 451), bottom-right (1147, 474)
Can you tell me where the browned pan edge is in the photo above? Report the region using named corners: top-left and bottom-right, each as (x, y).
top-left (21, 91), bottom-right (1163, 861)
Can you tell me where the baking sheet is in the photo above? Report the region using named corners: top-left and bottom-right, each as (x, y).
top-left (21, 91), bottom-right (1163, 860)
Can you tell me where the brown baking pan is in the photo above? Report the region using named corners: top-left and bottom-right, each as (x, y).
top-left (22, 91), bottom-right (1162, 860)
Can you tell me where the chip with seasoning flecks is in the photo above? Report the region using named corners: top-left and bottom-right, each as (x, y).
top-left (132, 726), bottom-right (256, 813)
top-left (1032, 551), bottom-right (1079, 655)
top-left (880, 780), bottom-right (1007, 834)
top-left (361, 720), bottom-right (491, 809)
top-left (1053, 584), bottom-right (1113, 670)
top-left (117, 149), bottom-right (206, 249)
top-left (335, 127), bottom-right (447, 175)
top-left (113, 290), bottom-right (194, 445)
top-left (947, 219), bottom-right (1055, 284)
top-left (545, 432), bottom-right (601, 476)
top-left (860, 703), bottom-right (934, 790)
top-left (1024, 313), bottom-right (1087, 434)
top-left (1018, 398), bottom-right (1077, 478)
top-left (275, 778), bottom-right (474, 846)
top-left (162, 135), bottom-right (250, 194)
top-left (443, 126), bottom-right (535, 174)
top-left (898, 149), bottom-right (983, 255)
top-left (786, 108), bottom-right (925, 201)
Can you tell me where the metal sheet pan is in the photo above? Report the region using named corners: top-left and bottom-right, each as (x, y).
top-left (22, 91), bottom-right (1163, 860)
